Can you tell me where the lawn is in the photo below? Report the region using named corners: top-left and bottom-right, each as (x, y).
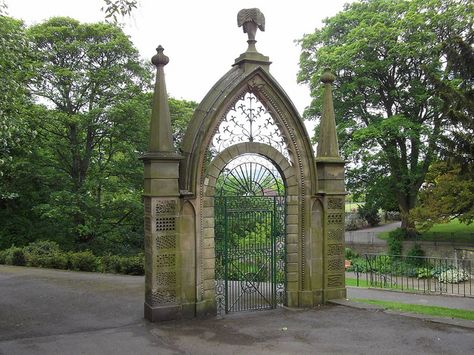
top-left (351, 298), bottom-right (474, 321)
top-left (377, 219), bottom-right (474, 243)
top-left (346, 278), bottom-right (417, 292)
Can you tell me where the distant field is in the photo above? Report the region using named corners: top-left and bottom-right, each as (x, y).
top-left (378, 219), bottom-right (474, 243)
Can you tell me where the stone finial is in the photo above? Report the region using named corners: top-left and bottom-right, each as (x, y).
top-left (237, 8), bottom-right (265, 53)
top-left (151, 45), bottom-right (169, 67)
top-left (316, 69), bottom-right (341, 159)
top-left (321, 68), bottom-right (336, 84)
top-left (238, 8), bottom-right (265, 41)
top-left (148, 45), bottom-right (174, 153)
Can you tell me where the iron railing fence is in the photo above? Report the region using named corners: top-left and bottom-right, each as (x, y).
top-left (350, 254), bottom-right (473, 297)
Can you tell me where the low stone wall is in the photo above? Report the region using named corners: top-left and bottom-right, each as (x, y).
top-left (346, 241), bottom-right (474, 259)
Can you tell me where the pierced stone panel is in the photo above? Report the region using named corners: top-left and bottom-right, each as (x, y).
top-left (328, 228), bottom-right (344, 243)
top-left (156, 233), bottom-right (177, 250)
top-left (327, 198), bottom-right (344, 210)
top-left (151, 289), bottom-right (176, 305)
top-left (328, 213), bottom-right (343, 225)
top-left (327, 274), bottom-right (343, 288)
top-left (156, 272), bottom-right (176, 288)
top-left (156, 254), bottom-right (176, 268)
top-left (156, 217), bottom-right (176, 232)
top-left (327, 244), bottom-right (344, 257)
top-left (327, 259), bottom-right (344, 272)
top-left (156, 200), bottom-right (176, 214)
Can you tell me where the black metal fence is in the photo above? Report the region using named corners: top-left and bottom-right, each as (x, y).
top-left (350, 254), bottom-right (473, 297)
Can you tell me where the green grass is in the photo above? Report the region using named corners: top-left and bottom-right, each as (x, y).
top-left (346, 278), bottom-right (416, 292)
top-left (346, 278), bottom-right (369, 287)
top-left (377, 219), bottom-right (474, 243)
top-left (352, 298), bottom-right (474, 321)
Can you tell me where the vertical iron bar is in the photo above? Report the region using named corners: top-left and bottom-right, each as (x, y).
top-left (224, 197), bottom-right (229, 313)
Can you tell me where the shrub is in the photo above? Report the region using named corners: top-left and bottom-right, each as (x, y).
top-left (0, 249), bottom-right (7, 264)
top-left (24, 240), bottom-right (61, 267)
top-left (100, 254), bottom-right (123, 273)
top-left (345, 247), bottom-right (358, 260)
top-left (357, 202), bottom-right (381, 227)
top-left (4, 247), bottom-right (26, 266)
top-left (417, 267), bottom-right (432, 279)
top-left (23, 240), bottom-right (69, 269)
top-left (346, 257), bottom-right (369, 273)
top-left (69, 251), bottom-right (98, 272)
top-left (388, 228), bottom-right (405, 256)
top-left (406, 244), bottom-right (425, 267)
top-left (120, 254), bottom-right (144, 275)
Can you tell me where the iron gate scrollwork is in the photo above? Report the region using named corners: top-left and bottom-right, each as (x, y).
top-left (214, 156), bottom-right (286, 314)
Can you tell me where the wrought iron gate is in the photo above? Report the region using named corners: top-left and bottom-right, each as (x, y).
top-left (215, 195), bottom-right (286, 314)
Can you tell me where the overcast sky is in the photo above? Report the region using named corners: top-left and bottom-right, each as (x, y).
top-left (9, 0), bottom-right (352, 117)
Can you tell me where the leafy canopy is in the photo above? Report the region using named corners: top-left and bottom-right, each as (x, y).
top-left (298, 0), bottom-right (472, 232)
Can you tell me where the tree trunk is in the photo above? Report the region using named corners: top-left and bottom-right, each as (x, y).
top-left (398, 193), bottom-right (417, 238)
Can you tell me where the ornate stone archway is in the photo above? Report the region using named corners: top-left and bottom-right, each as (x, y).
top-left (142, 9), bottom-right (346, 322)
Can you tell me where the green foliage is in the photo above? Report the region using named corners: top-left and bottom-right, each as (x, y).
top-left (353, 299), bottom-right (474, 321)
top-left (68, 251), bottom-right (98, 272)
top-left (119, 254), bottom-right (144, 275)
top-left (100, 254), bottom-right (123, 273)
top-left (23, 240), bottom-right (68, 269)
top-left (101, 0), bottom-right (138, 23)
top-left (357, 200), bottom-right (380, 227)
top-left (412, 162), bottom-right (474, 230)
top-left (406, 244), bottom-right (425, 267)
top-left (416, 267), bottom-right (432, 279)
top-left (387, 228), bottom-right (405, 256)
top-left (0, 16), bottom-right (35, 201)
top-left (298, 0), bottom-right (472, 232)
top-left (3, 246), bottom-right (26, 266)
top-left (345, 247), bottom-right (358, 260)
top-left (0, 16), bottom-right (197, 254)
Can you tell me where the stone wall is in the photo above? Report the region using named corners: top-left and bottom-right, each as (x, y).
top-left (346, 241), bottom-right (474, 259)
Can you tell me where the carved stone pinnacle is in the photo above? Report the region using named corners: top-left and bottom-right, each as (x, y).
top-left (151, 45), bottom-right (169, 67)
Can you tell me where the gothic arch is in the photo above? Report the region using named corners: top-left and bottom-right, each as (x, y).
top-left (143, 9), bottom-right (346, 322)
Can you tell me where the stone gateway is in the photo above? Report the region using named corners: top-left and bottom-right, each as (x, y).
top-left (141, 9), bottom-right (346, 322)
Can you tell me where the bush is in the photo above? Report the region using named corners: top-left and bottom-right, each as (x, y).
top-left (23, 240), bottom-right (68, 269)
top-left (417, 267), bottom-right (432, 279)
top-left (388, 228), bottom-right (405, 256)
top-left (120, 254), bottom-right (144, 275)
top-left (406, 244), bottom-right (425, 267)
top-left (100, 254), bottom-right (123, 273)
top-left (345, 247), bottom-right (358, 260)
top-left (0, 249), bottom-right (7, 264)
top-left (4, 247), bottom-right (26, 266)
top-left (69, 251), bottom-right (98, 272)
top-left (357, 202), bottom-right (381, 227)
top-left (346, 256), bottom-right (371, 273)
top-left (24, 240), bottom-right (61, 266)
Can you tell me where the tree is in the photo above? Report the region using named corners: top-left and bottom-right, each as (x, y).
top-left (0, 16), bottom-right (33, 200)
top-left (100, 0), bottom-right (138, 23)
top-left (298, 0), bottom-right (472, 235)
top-left (412, 162), bottom-right (474, 230)
top-left (412, 19), bottom-right (474, 229)
top-left (25, 17), bottom-right (151, 246)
